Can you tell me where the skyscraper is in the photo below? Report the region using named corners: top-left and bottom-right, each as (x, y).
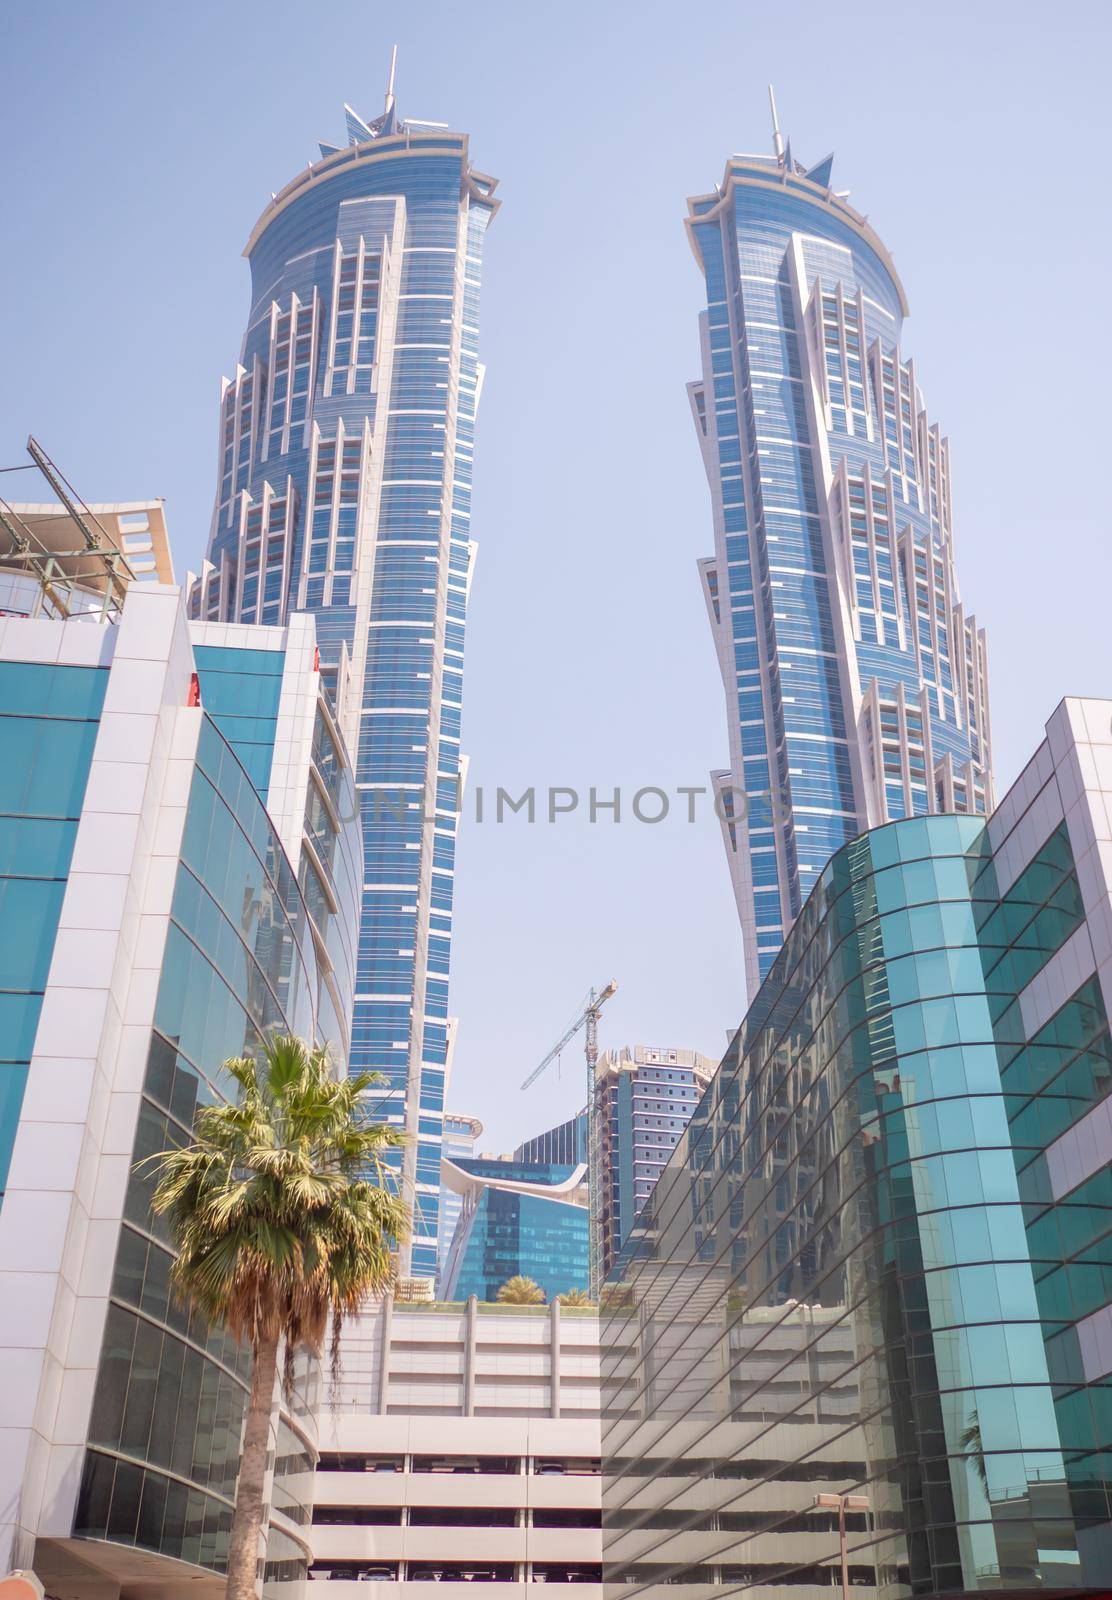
top-left (439, 1110), bottom-right (483, 1280)
top-left (190, 71), bottom-right (499, 1277)
top-left (591, 1045), bottom-right (714, 1284)
top-left (690, 98), bottom-right (992, 990)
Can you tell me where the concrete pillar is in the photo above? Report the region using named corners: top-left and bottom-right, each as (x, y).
top-left (464, 1294), bottom-right (478, 1416)
top-left (377, 1292), bottom-right (394, 1415)
top-left (550, 1297), bottom-right (561, 1419)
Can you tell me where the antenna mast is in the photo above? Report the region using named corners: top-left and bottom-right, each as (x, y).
top-left (768, 84), bottom-right (785, 161)
top-left (384, 44), bottom-right (398, 118)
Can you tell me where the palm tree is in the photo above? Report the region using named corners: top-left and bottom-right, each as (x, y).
top-left (496, 1275), bottom-right (545, 1304)
top-left (142, 1036), bottom-right (407, 1600)
top-left (556, 1287), bottom-right (594, 1307)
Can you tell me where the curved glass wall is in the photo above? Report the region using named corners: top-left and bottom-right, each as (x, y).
top-left (75, 717), bottom-right (336, 1582)
top-left (300, 703), bottom-right (360, 1068)
top-left (0, 661), bottom-right (106, 1200)
top-left (193, 642), bottom-right (285, 795)
top-left (602, 815), bottom-right (1112, 1598)
top-left (445, 1160), bottom-right (590, 1303)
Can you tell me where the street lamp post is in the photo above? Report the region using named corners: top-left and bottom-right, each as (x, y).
top-left (813, 1492), bottom-right (870, 1600)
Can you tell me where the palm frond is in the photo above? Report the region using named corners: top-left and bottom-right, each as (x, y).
top-left (140, 1036), bottom-right (408, 1359)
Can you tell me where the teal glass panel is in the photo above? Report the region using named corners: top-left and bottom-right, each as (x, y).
top-left (0, 880), bottom-right (66, 988)
top-left (0, 662), bottom-right (103, 1203)
top-left (0, 721), bottom-right (100, 817)
top-left (0, 995), bottom-right (43, 1062)
top-left (0, 817), bottom-right (78, 877)
top-left (0, 661), bottom-right (108, 717)
top-left (192, 647), bottom-right (285, 799)
top-left (0, 1063), bottom-right (28, 1188)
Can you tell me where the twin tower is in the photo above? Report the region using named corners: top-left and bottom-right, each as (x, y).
top-left (190, 85), bottom-right (992, 1274)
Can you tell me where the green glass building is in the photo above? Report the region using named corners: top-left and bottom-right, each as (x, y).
top-left (441, 1156), bottom-right (590, 1303)
top-left (602, 698), bottom-right (1112, 1599)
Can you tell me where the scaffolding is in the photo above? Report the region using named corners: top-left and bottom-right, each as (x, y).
top-left (0, 437), bottom-right (170, 623)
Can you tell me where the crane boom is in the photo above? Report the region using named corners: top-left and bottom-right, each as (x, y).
top-left (519, 980), bottom-right (617, 1092)
top-left (520, 979), bottom-right (617, 1300)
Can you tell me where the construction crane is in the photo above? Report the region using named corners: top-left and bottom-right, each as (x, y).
top-left (520, 981), bottom-right (617, 1297)
top-left (520, 980), bottom-right (618, 1094)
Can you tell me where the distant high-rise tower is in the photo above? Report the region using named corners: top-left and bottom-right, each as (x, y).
top-left (439, 1111), bottom-right (482, 1280)
top-left (592, 1045), bottom-right (715, 1285)
top-left (689, 96), bottom-right (992, 990)
top-left (191, 63), bottom-right (499, 1276)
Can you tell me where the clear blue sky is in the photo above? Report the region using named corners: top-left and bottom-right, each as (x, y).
top-left (2, 0), bottom-right (1110, 1152)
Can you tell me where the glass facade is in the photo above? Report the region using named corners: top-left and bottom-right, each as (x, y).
top-left (0, 661), bottom-right (106, 1201)
top-left (444, 1158), bottom-right (590, 1303)
top-left (602, 814), bottom-right (1112, 1598)
top-left (689, 145), bottom-right (993, 991)
top-left (189, 99), bottom-right (499, 1277)
top-left (74, 715), bottom-right (335, 1581)
top-left (193, 642), bottom-right (285, 795)
top-left (301, 698), bottom-right (363, 1067)
top-left (516, 1111), bottom-right (589, 1168)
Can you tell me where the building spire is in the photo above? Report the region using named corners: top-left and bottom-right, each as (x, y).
top-left (384, 43), bottom-right (398, 120)
top-left (768, 84), bottom-right (785, 162)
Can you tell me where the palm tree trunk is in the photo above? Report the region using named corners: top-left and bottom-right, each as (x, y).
top-left (225, 1330), bottom-right (280, 1600)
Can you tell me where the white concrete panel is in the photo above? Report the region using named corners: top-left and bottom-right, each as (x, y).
top-left (57, 623), bottom-right (115, 668)
top-left (76, 1220), bottom-right (121, 1298)
top-left (112, 589), bottom-right (182, 661)
top-left (80, 760), bottom-right (151, 814)
top-left (139, 854), bottom-right (179, 918)
top-left (55, 872), bottom-right (129, 933)
top-left (101, 655), bottom-right (170, 716)
top-left (31, 1348), bottom-right (64, 1439)
top-left (66, 1295), bottom-right (109, 1368)
top-left (48, 928), bottom-right (119, 991)
top-left (100, 1091), bottom-right (142, 1155)
top-left (0, 1348), bottom-right (47, 1427)
top-left (90, 1152), bottom-right (132, 1219)
top-left (1, 619), bottom-right (63, 664)
top-left (35, 1440), bottom-right (90, 1538)
top-left (89, 710), bottom-right (159, 766)
top-left (0, 1273), bottom-right (60, 1349)
top-left (1080, 700), bottom-right (1112, 746)
top-left (3, 1121), bottom-right (85, 1193)
top-left (17, 1058), bottom-right (96, 1123)
top-left (112, 1024), bottom-right (152, 1092)
top-left (32, 987), bottom-right (108, 1059)
top-left (51, 1366), bottom-right (98, 1445)
top-left (0, 1192), bottom-right (73, 1271)
top-left (68, 810), bottom-right (141, 878)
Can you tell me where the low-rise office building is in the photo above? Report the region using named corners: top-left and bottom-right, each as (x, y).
top-left (602, 699), bottom-right (1112, 1599)
top-left (440, 1157), bottom-right (590, 1303)
top-left (304, 1296), bottom-right (601, 1595)
top-left (0, 500), bottom-right (362, 1598)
